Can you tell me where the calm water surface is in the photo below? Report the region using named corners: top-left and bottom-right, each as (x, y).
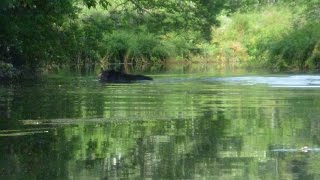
top-left (1, 69), bottom-right (320, 179)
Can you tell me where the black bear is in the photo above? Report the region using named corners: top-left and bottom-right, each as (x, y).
top-left (100, 69), bottom-right (153, 83)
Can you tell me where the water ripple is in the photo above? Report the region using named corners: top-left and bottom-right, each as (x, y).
top-left (205, 75), bottom-right (320, 87)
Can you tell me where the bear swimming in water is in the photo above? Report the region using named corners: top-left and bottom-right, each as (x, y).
top-left (100, 69), bottom-right (153, 83)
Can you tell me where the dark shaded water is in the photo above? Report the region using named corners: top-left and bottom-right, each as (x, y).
top-left (1, 69), bottom-right (320, 179)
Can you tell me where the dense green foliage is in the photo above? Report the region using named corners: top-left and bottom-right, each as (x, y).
top-left (0, 0), bottom-right (108, 75)
top-left (0, 0), bottom-right (225, 77)
top-left (0, 0), bottom-right (319, 78)
top-left (210, 0), bottom-right (320, 71)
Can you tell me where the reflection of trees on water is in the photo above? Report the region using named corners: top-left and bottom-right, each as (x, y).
top-left (0, 131), bottom-right (71, 179)
top-left (0, 85), bottom-right (14, 129)
top-left (0, 82), bottom-right (234, 179)
top-left (145, 109), bottom-right (229, 179)
top-left (269, 150), bottom-right (319, 180)
top-left (2, 78), bottom-right (320, 179)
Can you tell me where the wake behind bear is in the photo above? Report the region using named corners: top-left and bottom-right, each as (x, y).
top-left (100, 69), bottom-right (153, 83)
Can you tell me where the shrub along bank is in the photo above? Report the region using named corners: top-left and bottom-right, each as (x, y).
top-left (208, 2), bottom-right (320, 71)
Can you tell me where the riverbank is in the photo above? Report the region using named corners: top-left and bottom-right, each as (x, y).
top-left (0, 1), bottom-right (319, 80)
top-left (205, 4), bottom-right (320, 71)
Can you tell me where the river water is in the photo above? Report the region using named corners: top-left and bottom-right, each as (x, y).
top-left (1, 67), bottom-right (320, 179)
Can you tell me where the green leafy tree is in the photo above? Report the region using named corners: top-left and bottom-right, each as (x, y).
top-left (0, 0), bottom-right (227, 76)
top-left (0, 0), bottom-right (109, 73)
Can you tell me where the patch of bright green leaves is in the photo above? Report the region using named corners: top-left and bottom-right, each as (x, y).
top-left (210, 2), bottom-right (320, 71)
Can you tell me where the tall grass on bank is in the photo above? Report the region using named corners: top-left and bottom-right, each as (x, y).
top-left (265, 23), bottom-right (320, 71)
top-left (209, 7), bottom-right (292, 67)
top-left (209, 5), bottom-right (320, 71)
